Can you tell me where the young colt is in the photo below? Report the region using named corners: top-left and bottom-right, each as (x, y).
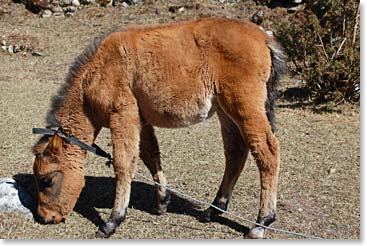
top-left (32, 18), bottom-right (286, 239)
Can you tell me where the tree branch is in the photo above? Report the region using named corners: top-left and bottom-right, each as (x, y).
top-left (352, 3), bottom-right (360, 46)
top-left (318, 33), bottom-right (329, 61)
top-left (331, 37), bottom-right (347, 61)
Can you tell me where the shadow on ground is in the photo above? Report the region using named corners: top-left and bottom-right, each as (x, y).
top-left (278, 87), bottom-right (344, 113)
top-left (278, 86), bottom-right (312, 109)
top-left (13, 173), bottom-right (249, 235)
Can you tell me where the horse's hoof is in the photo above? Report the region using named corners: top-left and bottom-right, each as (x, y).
top-left (95, 221), bottom-right (116, 238)
top-left (198, 209), bottom-right (213, 223)
top-left (95, 229), bottom-right (110, 239)
top-left (155, 204), bottom-right (168, 215)
top-left (198, 215), bottom-right (211, 223)
top-left (155, 192), bottom-right (170, 215)
top-left (245, 227), bottom-right (265, 239)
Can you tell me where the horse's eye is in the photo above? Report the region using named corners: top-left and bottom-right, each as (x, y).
top-left (39, 176), bottom-right (54, 190)
top-left (38, 172), bottom-right (59, 190)
top-left (37, 171), bottom-right (64, 196)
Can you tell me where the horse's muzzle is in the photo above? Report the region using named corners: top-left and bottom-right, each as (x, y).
top-left (37, 206), bottom-right (65, 224)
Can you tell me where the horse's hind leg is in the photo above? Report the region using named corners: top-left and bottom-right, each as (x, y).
top-left (139, 122), bottom-right (170, 215)
top-left (199, 108), bottom-right (249, 222)
top-left (217, 81), bottom-right (280, 239)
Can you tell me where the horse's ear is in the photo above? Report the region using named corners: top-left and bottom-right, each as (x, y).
top-left (44, 135), bottom-right (63, 156)
top-left (33, 135), bottom-right (51, 156)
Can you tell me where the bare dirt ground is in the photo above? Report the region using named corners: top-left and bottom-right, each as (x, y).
top-left (0, 0), bottom-right (360, 239)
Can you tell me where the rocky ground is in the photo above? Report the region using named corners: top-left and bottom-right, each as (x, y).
top-left (0, 0), bottom-right (360, 239)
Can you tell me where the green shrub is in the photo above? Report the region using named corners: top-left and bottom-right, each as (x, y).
top-left (275, 0), bottom-right (360, 104)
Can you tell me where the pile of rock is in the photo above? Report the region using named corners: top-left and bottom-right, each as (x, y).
top-left (28, 0), bottom-right (143, 17)
top-left (217, 0), bottom-right (239, 3)
top-left (256, 0), bottom-right (304, 12)
top-left (35, 0), bottom-right (84, 17)
top-left (0, 178), bottom-right (35, 218)
top-left (0, 33), bottom-right (42, 56)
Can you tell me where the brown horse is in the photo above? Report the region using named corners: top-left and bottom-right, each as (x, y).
top-left (32, 18), bottom-right (286, 239)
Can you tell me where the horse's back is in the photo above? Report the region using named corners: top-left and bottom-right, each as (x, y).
top-left (120, 19), bottom-right (271, 128)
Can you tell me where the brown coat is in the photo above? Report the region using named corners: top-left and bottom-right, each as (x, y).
top-left (33, 18), bottom-right (286, 239)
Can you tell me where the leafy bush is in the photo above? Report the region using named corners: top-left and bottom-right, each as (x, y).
top-left (275, 0), bottom-right (360, 104)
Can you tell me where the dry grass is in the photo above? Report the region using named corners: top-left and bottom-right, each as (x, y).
top-left (0, 1), bottom-right (360, 239)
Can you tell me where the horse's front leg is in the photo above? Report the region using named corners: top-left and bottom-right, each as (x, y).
top-left (96, 101), bottom-right (141, 238)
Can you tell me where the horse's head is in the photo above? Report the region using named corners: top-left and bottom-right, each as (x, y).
top-left (32, 134), bottom-right (85, 224)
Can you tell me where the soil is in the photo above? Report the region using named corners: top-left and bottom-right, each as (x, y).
top-left (0, 0), bottom-right (360, 239)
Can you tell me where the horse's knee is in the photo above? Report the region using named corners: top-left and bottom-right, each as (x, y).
top-left (249, 132), bottom-right (279, 172)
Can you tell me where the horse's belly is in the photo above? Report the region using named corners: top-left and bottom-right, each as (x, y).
top-left (138, 94), bottom-right (217, 128)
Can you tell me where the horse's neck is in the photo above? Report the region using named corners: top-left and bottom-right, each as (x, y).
top-left (55, 82), bottom-right (97, 145)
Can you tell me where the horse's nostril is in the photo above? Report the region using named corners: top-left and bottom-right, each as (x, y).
top-left (51, 215), bottom-right (56, 224)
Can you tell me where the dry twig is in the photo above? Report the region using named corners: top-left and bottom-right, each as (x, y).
top-left (318, 33), bottom-right (329, 61)
top-left (330, 37), bottom-right (347, 61)
top-left (352, 4), bottom-right (360, 46)
top-left (342, 0), bottom-right (347, 38)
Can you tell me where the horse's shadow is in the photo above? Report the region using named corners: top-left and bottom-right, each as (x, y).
top-left (14, 173), bottom-right (249, 235)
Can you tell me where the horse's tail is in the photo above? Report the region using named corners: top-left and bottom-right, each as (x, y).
top-left (265, 38), bottom-right (287, 133)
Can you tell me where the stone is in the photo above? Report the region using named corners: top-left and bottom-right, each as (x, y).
top-left (132, 0), bottom-right (143, 4)
top-left (7, 44), bottom-right (13, 53)
top-left (219, 0), bottom-right (238, 3)
top-left (54, 11), bottom-right (64, 16)
top-left (178, 7), bottom-right (185, 12)
top-left (51, 5), bottom-right (63, 13)
top-left (266, 30), bottom-right (273, 36)
top-left (251, 10), bottom-right (264, 25)
top-left (245, 227), bottom-right (265, 239)
top-left (71, 0), bottom-right (80, 7)
top-left (13, 45), bottom-right (21, 53)
top-left (0, 178), bottom-right (35, 218)
top-left (122, 2), bottom-right (128, 8)
top-left (32, 51), bottom-right (43, 56)
top-left (50, 0), bottom-right (59, 5)
top-left (155, 8), bottom-right (162, 15)
top-left (105, 0), bottom-right (113, 7)
top-left (80, 0), bottom-right (95, 4)
top-left (328, 168), bottom-right (336, 174)
top-left (287, 5), bottom-right (303, 13)
top-left (59, 0), bottom-right (72, 7)
top-left (32, 0), bottom-right (50, 8)
top-left (41, 9), bottom-right (53, 17)
top-left (65, 12), bottom-right (74, 17)
top-left (64, 6), bottom-right (77, 12)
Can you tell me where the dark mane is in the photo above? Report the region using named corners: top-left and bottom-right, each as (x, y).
top-left (46, 27), bottom-right (122, 127)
